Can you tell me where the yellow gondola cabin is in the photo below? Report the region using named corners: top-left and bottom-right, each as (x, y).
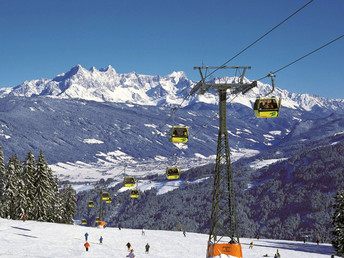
top-left (170, 126), bottom-right (189, 143)
top-left (130, 189), bottom-right (140, 198)
top-left (166, 167), bottom-right (181, 180)
top-left (124, 177), bottom-right (136, 187)
top-left (81, 219), bottom-right (87, 225)
top-left (88, 201), bottom-right (95, 207)
top-left (102, 192), bottom-right (110, 201)
top-left (254, 98), bottom-right (281, 118)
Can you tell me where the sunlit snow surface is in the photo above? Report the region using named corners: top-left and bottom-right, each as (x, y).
top-left (0, 219), bottom-right (337, 258)
top-left (248, 158), bottom-right (288, 170)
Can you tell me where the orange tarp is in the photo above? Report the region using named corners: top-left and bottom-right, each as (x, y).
top-left (206, 243), bottom-right (243, 258)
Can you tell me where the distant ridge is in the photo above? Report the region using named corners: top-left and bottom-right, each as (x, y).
top-left (1, 64), bottom-right (343, 111)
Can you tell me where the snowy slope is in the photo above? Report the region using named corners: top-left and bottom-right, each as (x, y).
top-left (0, 218), bottom-right (337, 258)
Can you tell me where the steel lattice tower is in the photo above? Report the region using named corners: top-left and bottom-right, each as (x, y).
top-left (208, 88), bottom-right (239, 244)
top-left (191, 66), bottom-right (257, 257)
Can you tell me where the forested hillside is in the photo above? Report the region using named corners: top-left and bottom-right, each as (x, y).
top-left (75, 138), bottom-right (344, 242)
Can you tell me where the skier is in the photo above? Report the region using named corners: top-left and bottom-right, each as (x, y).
top-left (126, 249), bottom-right (135, 258)
top-left (145, 243), bottom-right (150, 254)
top-left (316, 238), bottom-right (319, 245)
top-left (126, 242), bottom-right (131, 250)
top-left (84, 232), bottom-right (89, 241)
top-left (249, 241), bottom-right (253, 249)
top-left (183, 229), bottom-right (186, 237)
top-left (84, 241), bottom-right (90, 252)
top-left (99, 236), bottom-right (103, 244)
top-left (22, 214), bottom-right (26, 222)
top-left (142, 228), bottom-right (145, 236)
top-left (275, 249), bottom-right (280, 258)
top-left (119, 224), bottom-right (122, 230)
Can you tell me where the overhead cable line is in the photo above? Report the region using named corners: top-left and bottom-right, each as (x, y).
top-left (257, 34), bottom-right (344, 81)
top-left (203, 0), bottom-right (315, 81)
top-left (119, 0), bottom-right (317, 172)
top-left (137, 0), bottom-right (316, 151)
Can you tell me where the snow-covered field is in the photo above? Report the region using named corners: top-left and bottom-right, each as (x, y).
top-left (0, 218), bottom-right (338, 258)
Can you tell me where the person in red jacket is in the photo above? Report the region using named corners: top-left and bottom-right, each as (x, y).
top-left (84, 241), bottom-right (90, 252)
top-left (22, 214), bottom-right (26, 222)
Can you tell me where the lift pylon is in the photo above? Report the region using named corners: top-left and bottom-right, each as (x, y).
top-left (192, 66), bottom-right (257, 258)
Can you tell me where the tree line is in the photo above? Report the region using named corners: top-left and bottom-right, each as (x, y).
top-left (75, 140), bottom-right (344, 247)
top-left (0, 146), bottom-right (76, 224)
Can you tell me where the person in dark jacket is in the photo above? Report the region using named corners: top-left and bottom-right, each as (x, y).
top-left (99, 236), bottom-right (103, 244)
top-left (84, 232), bottom-right (89, 241)
top-left (126, 242), bottom-right (131, 250)
top-left (145, 243), bottom-right (150, 253)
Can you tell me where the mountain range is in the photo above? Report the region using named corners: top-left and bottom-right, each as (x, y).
top-left (1, 64), bottom-right (343, 240)
top-left (0, 64), bottom-right (343, 185)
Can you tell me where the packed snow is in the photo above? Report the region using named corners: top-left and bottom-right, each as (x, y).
top-left (249, 158), bottom-right (288, 170)
top-left (0, 218), bottom-right (337, 258)
top-left (83, 139), bottom-right (104, 144)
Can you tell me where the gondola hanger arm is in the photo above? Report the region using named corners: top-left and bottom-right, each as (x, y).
top-left (264, 73), bottom-right (276, 96)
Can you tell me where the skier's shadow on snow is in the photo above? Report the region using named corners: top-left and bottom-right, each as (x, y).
top-left (15, 233), bottom-right (38, 238)
top-left (243, 240), bottom-right (334, 255)
top-left (11, 226), bottom-right (31, 231)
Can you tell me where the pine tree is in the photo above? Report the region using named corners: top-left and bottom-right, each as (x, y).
top-left (51, 176), bottom-right (62, 223)
top-left (13, 154), bottom-right (28, 220)
top-left (60, 185), bottom-right (68, 223)
top-left (22, 151), bottom-right (37, 220)
top-left (3, 156), bottom-right (20, 219)
top-left (60, 184), bottom-right (77, 224)
top-left (0, 145), bottom-right (6, 218)
top-left (332, 189), bottom-right (344, 256)
top-left (32, 150), bottom-right (53, 221)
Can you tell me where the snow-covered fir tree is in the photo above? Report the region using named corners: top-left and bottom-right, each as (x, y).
top-left (46, 166), bottom-right (58, 222)
top-left (51, 176), bottom-right (63, 223)
top-left (0, 146), bottom-right (6, 217)
top-left (12, 154), bottom-right (28, 220)
top-left (32, 150), bottom-right (54, 221)
top-left (22, 151), bottom-right (37, 220)
top-left (332, 189), bottom-right (344, 256)
top-left (60, 184), bottom-right (77, 224)
top-left (3, 156), bottom-right (20, 219)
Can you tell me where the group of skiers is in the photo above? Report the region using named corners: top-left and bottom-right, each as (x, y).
top-left (83, 232), bottom-right (151, 256)
top-left (249, 241), bottom-right (280, 257)
top-left (126, 242), bottom-right (150, 257)
top-left (84, 232), bottom-right (103, 252)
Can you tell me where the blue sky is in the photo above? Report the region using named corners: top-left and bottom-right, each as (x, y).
top-left (0, 0), bottom-right (343, 99)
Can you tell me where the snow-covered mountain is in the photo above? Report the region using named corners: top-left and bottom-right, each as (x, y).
top-left (2, 64), bottom-right (344, 112)
top-left (0, 65), bottom-right (344, 186)
top-left (1, 65), bottom-right (192, 106)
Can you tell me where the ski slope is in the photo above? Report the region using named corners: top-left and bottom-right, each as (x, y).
top-left (0, 218), bottom-right (337, 258)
